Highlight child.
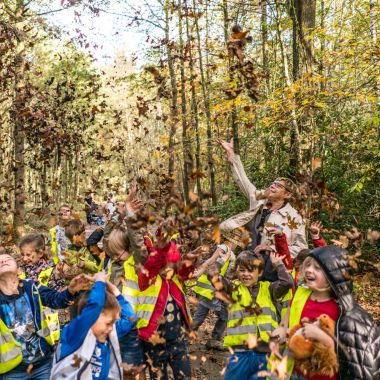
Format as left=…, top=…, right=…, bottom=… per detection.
left=137, top=240, right=200, bottom=380
left=19, top=234, right=53, bottom=282
left=106, top=225, right=147, bottom=379
left=271, top=246, right=380, bottom=380
left=63, top=219, right=100, bottom=277
left=222, top=250, right=293, bottom=380
left=0, top=253, right=88, bottom=378
left=191, top=241, right=236, bottom=350
left=48, top=204, right=72, bottom=264
left=50, top=271, right=136, bottom=379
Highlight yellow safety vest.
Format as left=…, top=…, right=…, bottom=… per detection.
left=224, top=281, right=278, bottom=347
left=136, top=275, right=191, bottom=329
left=37, top=267, right=54, bottom=286
left=49, top=226, right=59, bottom=264
left=278, top=289, right=293, bottom=320
left=0, top=319, right=22, bottom=374
left=107, top=257, right=140, bottom=312
left=193, top=257, right=231, bottom=300
left=0, top=283, right=61, bottom=374
left=286, top=285, right=313, bottom=375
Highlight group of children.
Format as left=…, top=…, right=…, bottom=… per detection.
left=0, top=196, right=379, bottom=380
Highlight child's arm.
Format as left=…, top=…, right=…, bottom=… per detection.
left=37, top=274, right=89, bottom=309
left=138, top=246, right=167, bottom=291
left=268, top=252, right=294, bottom=300
left=270, top=306, right=290, bottom=345
left=58, top=274, right=107, bottom=360
left=106, top=281, right=136, bottom=338
left=302, top=322, right=334, bottom=348
left=177, top=245, right=209, bottom=281
left=267, top=226, right=294, bottom=270
left=192, top=246, right=221, bottom=278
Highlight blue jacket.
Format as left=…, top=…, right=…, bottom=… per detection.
left=0, top=279, right=75, bottom=358
left=58, top=281, right=136, bottom=361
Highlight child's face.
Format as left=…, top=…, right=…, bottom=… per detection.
left=73, top=231, right=86, bottom=247
left=110, top=249, right=130, bottom=263
left=91, top=309, right=120, bottom=343
left=58, top=206, right=71, bottom=222
left=237, top=265, right=261, bottom=287
left=0, top=254, right=18, bottom=275
left=303, top=258, right=330, bottom=291
left=207, top=264, right=220, bottom=278
left=20, top=243, right=42, bottom=265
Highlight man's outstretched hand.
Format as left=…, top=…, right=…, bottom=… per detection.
left=219, top=138, right=235, bottom=158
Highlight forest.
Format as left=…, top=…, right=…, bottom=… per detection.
left=1, top=0, right=378, bottom=251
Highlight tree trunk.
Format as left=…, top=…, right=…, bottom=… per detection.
left=178, top=0, right=193, bottom=204
left=222, top=0, right=240, bottom=155
left=193, top=0, right=217, bottom=206
left=185, top=6, right=203, bottom=214
left=165, top=0, right=179, bottom=179
left=261, top=0, right=270, bottom=91
left=12, top=5, right=28, bottom=238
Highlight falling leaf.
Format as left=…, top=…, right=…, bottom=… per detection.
left=71, top=354, right=82, bottom=368
left=149, top=331, right=166, bottom=345
left=367, top=229, right=380, bottom=243
left=26, top=364, right=33, bottom=374
left=286, top=215, right=299, bottom=230
left=212, top=225, right=221, bottom=244
left=331, top=235, right=349, bottom=248
left=188, top=191, right=198, bottom=203
left=312, top=157, right=322, bottom=170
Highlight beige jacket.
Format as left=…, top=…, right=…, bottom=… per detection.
left=220, top=155, right=307, bottom=258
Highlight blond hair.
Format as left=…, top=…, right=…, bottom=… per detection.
left=106, top=225, right=130, bottom=258
left=301, top=256, right=332, bottom=292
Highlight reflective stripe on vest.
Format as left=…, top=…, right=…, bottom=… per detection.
left=136, top=276, right=162, bottom=329
left=136, top=274, right=191, bottom=329
left=121, top=257, right=140, bottom=310
left=34, top=286, right=60, bottom=346
left=0, top=320, right=22, bottom=374
left=193, top=257, right=231, bottom=300
left=49, top=227, right=59, bottom=264
left=278, top=289, right=293, bottom=320
left=224, top=281, right=278, bottom=347
left=286, top=286, right=312, bottom=375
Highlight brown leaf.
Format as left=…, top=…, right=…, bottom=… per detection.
left=312, top=157, right=322, bottom=170
left=212, top=225, right=221, bottom=244
left=286, top=215, right=299, bottom=230
left=149, top=331, right=166, bottom=345
left=26, top=364, right=33, bottom=374
left=71, top=354, right=82, bottom=368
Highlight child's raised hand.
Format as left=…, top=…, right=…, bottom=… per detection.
left=85, top=271, right=108, bottom=283
left=186, top=244, right=210, bottom=260
left=67, top=274, right=92, bottom=295
left=310, top=221, right=323, bottom=238
left=269, top=252, right=286, bottom=266
left=106, top=280, right=121, bottom=297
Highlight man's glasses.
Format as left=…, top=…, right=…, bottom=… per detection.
left=269, top=181, right=292, bottom=193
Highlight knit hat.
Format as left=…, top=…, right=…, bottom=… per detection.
left=221, top=226, right=251, bottom=248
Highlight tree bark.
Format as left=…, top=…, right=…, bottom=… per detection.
left=178, top=0, right=193, bottom=204
left=165, top=0, right=179, bottom=179
left=185, top=4, right=203, bottom=214
left=192, top=0, right=217, bottom=206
